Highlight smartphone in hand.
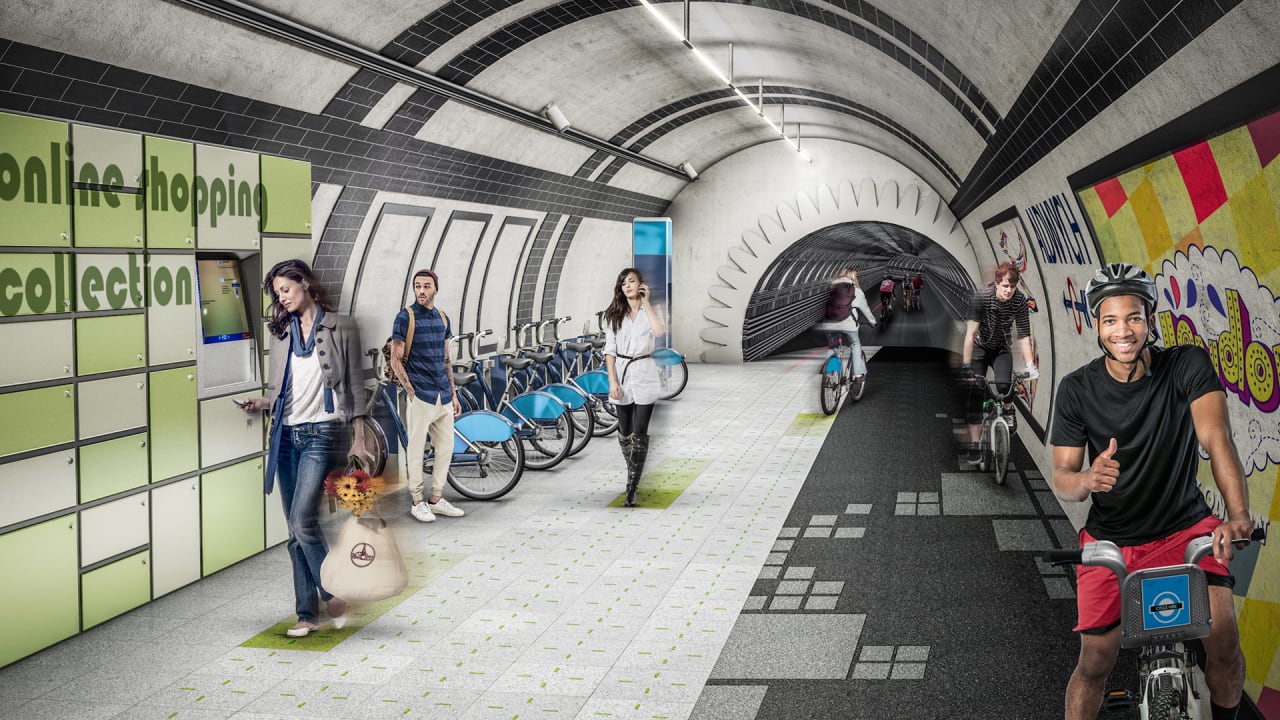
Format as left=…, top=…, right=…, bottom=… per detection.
left=233, top=398, right=250, bottom=409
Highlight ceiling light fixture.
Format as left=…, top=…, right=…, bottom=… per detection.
left=636, top=0, right=812, bottom=163
left=543, top=103, right=572, bottom=132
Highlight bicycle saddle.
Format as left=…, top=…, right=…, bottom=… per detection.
left=526, top=350, right=555, bottom=364
left=564, top=341, right=592, bottom=353
left=502, top=356, right=534, bottom=370
left=452, top=370, right=477, bottom=386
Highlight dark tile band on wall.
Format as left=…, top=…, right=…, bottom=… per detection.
left=517, top=214, right=563, bottom=325
left=374, top=0, right=996, bottom=142
left=948, top=0, right=1243, bottom=218
left=0, top=40, right=669, bottom=302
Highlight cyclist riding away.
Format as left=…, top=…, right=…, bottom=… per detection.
left=878, top=276, right=895, bottom=314
left=817, top=268, right=876, bottom=382
left=961, top=262, right=1037, bottom=465
left=1049, top=263, right=1254, bottom=720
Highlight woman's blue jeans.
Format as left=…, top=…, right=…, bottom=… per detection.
left=275, top=421, right=345, bottom=623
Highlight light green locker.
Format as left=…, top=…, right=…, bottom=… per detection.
left=79, top=432, right=149, bottom=502
left=258, top=155, right=312, bottom=234
left=149, top=367, right=199, bottom=482
left=81, top=551, right=150, bottom=629
left=0, top=514, right=79, bottom=666
left=194, top=144, right=259, bottom=251
left=146, top=253, right=198, bottom=364
left=77, top=373, right=148, bottom=439
left=201, top=458, right=265, bottom=575
left=0, top=318, right=74, bottom=384
left=0, top=384, right=74, bottom=458
left=0, top=252, right=74, bottom=317
left=0, top=112, right=71, bottom=248
left=76, top=313, right=146, bottom=375
left=144, top=137, right=196, bottom=249
left=150, top=479, right=200, bottom=596
left=73, top=189, right=144, bottom=248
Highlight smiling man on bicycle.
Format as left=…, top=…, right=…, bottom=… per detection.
left=1050, top=263, right=1255, bottom=720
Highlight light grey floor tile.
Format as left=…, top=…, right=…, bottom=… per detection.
left=941, top=473, right=1036, bottom=515
left=457, top=692, right=587, bottom=720
left=895, top=504, right=917, bottom=515
left=776, top=581, right=810, bottom=595
left=757, top=566, right=780, bottom=580
left=896, top=492, right=917, bottom=502
left=803, top=527, right=833, bottom=538
left=689, top=685, right=768, bottom=720
left=742, top=596, right=767, bottom=611
left=992, top=519, right=1054, bottom=551
left=778, top=527, right=800, bottom=538
left=709, top=614, right=864, bottom=679
left=812, top=581, right=845, bottom=595
left=895, top=646, right=930, bottom=661
left=845, top=504, right=873, bottom=514
left=768, top=596, right=802, bottom=610
left=859, top=645, right=893, bottom=661
left=891, top=662, right=927, bottom=679
left=783, top=566, right=815, bottom=580
left=804, top=596, right=837, bottom=610
left=851, top=662, right=891, bottom=680
left=1044, top=577, right=1076, bottom=599
left=810, top=515, right=837, bottom=526
left=834, top=527, right=866, bottom=538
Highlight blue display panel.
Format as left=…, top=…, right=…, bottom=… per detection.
left=632, top=217, right=671, bottom=347
left=1140, top=574, right=1191, bottom=631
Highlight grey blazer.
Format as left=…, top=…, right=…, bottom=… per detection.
left=265, top=311, right=368, bottom=422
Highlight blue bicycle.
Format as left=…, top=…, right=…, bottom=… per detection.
left=359, top=349, right=524, bottom=500
left=818, top=333, right=866, bottom=415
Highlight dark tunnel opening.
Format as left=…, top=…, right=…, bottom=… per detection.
left=741, top=221, right=977, bottom=361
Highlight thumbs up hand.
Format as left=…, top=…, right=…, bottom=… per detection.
left=1085, top=438, right=1120, bottom=493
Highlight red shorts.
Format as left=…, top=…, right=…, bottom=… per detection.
left=1073, top=515, right=1230, bottom=632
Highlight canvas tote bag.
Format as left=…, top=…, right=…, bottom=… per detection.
left=320, top=514, right=408, bottom=602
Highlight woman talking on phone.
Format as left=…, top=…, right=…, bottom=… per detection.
left=603, top=267, right=667, bottom=507
left=237, top=259, right=369, bottom=637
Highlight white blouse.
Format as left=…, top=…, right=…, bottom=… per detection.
left=604, top=307, right=662, bottom=405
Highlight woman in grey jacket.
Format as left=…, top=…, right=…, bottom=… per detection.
left=238, top=259, right=369, bottom=637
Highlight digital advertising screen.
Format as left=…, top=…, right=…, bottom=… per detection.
left=195, top=258, right=253, bottom=345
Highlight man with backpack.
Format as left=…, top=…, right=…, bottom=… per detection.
left=387, top=268, right=465, bottom=522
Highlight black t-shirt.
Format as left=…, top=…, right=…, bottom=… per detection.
left=1050, top=346, right=1221, bottom=545
left=966, top=285, right=1030, bottom=351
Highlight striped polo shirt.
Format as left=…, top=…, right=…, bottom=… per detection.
left=967, top=285, right=1030, bottom=351
left=391, top=303, right=453, bottom=403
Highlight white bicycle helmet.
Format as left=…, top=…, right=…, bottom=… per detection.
left=1084, top=263, right=1157, bottom=317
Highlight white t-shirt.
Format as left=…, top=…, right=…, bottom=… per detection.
left=283, top=352, right=342, bottom=425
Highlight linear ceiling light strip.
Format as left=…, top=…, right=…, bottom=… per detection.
left=174, top=0, right=687, bottom=179
left=637, top=0, right=811, bottom=162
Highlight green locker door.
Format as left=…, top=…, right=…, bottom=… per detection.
left=0, top=384, right=75, bottom=458
left=73, top=189, right=144, bottom=248
left=81, top=551, right=151, bottom=629
left=0, top=514, right=79, bottom=666
left=258, top=155, right=312, bottom=234
left=79, top=432, right=150, bottom=502
left=76, top=313, right=146, bottom=375
left=144, top=137, right=196, bottom=249
left=201, top=458, right=265, bottom=575
left=0, top=112, right=71, bottom=248
left=0, top=252, right=74, bottom=317
left=150, top=367, right=199, bottom=481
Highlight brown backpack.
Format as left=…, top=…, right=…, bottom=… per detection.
left=381, top=306, right=448, bottom=388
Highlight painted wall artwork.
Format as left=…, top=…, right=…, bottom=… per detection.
left=1077, top=107, right=1280, bottom=717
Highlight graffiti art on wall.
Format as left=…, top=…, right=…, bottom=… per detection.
left=1075, top=105, right=1280, bottom=716
left=1060, top=275, right=1092, bottom=334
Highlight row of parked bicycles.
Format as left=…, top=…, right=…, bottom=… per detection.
left=353, top=314, right=688, bottom=502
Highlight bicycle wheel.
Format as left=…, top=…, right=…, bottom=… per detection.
left=848, top=373, right=866, bottom=402
left=590, top=398, right=619, bottom=436
left=819, top=370, right=841, bottom=415
left=446, top=438, right=524, bottom=500
left=524, top=414, right=575, bottom=470
left=351, top=414, right=389, bottom=477
left=659, top=358, right=689, bottom=400
left=1146, top=685, right=1181, bottom=720
left=566, top=404, right=595, bottom=456
left=991, top=417, right=1011, bottom=484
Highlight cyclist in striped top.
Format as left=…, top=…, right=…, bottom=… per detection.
left=961, top=262, right=1038, bottom=465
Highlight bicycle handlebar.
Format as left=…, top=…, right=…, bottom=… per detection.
left=1046, top=527, right=1267, bottom=577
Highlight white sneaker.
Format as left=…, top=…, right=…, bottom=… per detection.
left=428, top=497, right=465, bottom=517
left=410, top=502, right=436, bottom=523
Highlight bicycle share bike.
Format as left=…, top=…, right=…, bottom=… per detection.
left=1048, top=528, right=1266, bottom=719
left=819, top=333, right=867, bottom=415
left=967, top=370, right=1029, bottom=485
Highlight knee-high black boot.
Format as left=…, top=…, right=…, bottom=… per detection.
left=626, top=434, right=649, bottom=507
left=618, top=433, right=635, bottom=502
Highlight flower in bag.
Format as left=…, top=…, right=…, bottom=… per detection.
left=324, top=464, right=387, bottom=516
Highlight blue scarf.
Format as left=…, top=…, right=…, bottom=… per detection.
left=265, top=308, right=334, bottom=494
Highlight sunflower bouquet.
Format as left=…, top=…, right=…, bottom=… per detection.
left=323, top=461, right=388, bottom=517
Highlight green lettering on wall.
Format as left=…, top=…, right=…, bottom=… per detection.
left=81, top=266, right=103, bottom=311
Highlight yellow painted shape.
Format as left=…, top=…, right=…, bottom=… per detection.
left=1147, top=153, right=1199, bottom=246
left=1209, top=126, right=1265, bottom=197
left=1128, top=179, right=1173, bottom=263
left=1230, top=172, right=1280, bottom=278
left=1240, top=597, right=1280, bottom=688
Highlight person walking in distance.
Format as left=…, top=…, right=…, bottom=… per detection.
left=387, top=269, right=465, bottom=523
left=1050, top=263, right=1253, bottom=720
left=238, top=259, right=368, bottom=637
left=603, top=268, right=667, bottom=507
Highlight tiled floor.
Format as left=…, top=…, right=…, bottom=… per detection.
left=0, top=350, right=845, bottom=720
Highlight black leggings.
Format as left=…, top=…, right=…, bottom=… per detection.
left=967, top=346, right=1013, bottom=425
left=616, top=403, right=655, bottom=436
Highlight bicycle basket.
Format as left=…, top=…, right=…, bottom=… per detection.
left=1119, top=564, right=1212, bottom=648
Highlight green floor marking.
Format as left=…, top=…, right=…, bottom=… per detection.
left=608, top=457, right=712, bottom=509
left=786, top=412, right=836, bottom=436
left=241, top=551, right=467, bottom=652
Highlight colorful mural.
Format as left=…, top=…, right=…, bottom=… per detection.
left=1076, top=106, right=1280, bottom=717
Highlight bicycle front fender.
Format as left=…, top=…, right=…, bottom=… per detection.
left=652, top=348, right=685, bottom=366
left=540, top=383, right=588, bottom=410
left=574, top=369, right=610, bottom=395
left=503, top=390, right=568, bottom=422
left=821, top=356, right=842, bottom=374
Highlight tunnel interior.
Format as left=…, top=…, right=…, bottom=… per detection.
left=741, top=221, right=976, bottom=361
